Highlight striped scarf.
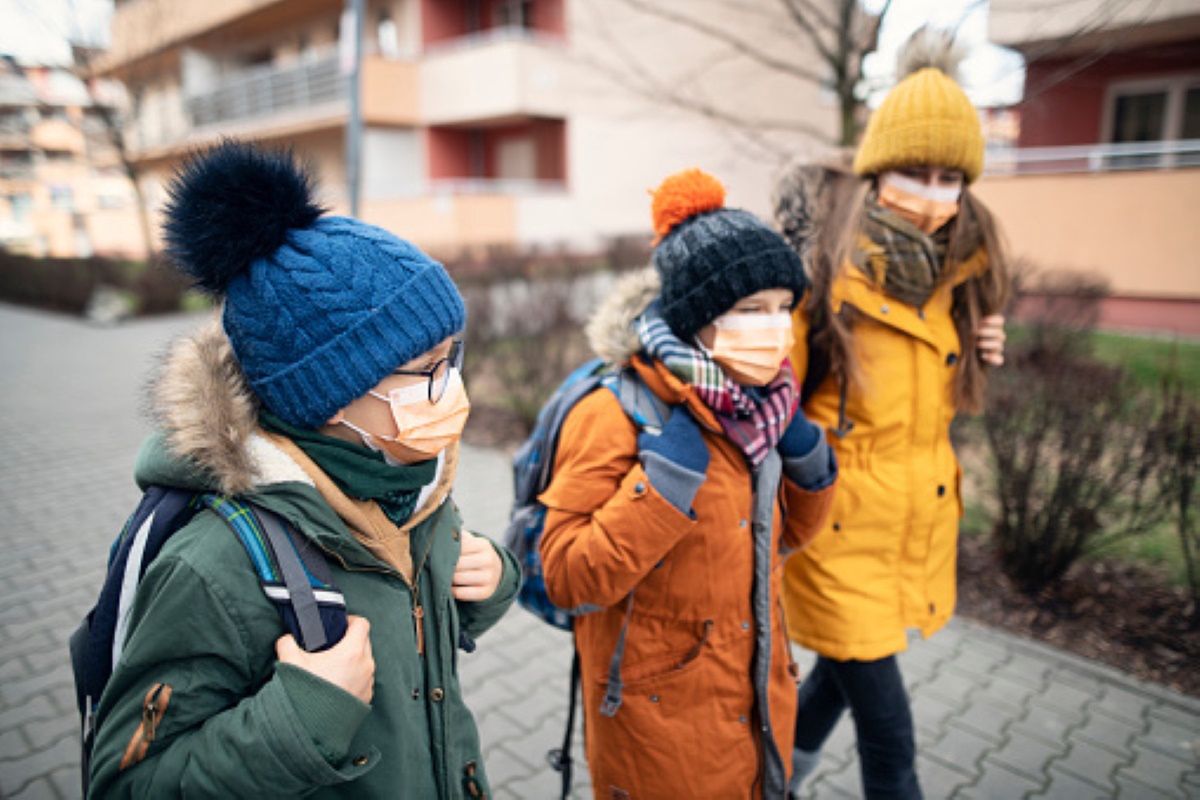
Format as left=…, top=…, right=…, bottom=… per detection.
left=635, top=303, right=798, bottom=467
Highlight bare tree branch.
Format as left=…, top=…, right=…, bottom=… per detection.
left=614, top=0, right=826, bottom=85
left=777, top=0, right=837, bottom=65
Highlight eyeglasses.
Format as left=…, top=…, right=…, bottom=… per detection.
left=392, top=339, right=464, bottom=404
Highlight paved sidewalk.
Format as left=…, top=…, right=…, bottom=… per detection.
left=0, top=303, right=1197, bottom=799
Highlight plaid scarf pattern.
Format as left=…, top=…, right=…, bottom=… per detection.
left=635, top=303, right=798, bottom=467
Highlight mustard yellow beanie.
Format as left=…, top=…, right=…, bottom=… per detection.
left=853, top=29, right=984, bottom=183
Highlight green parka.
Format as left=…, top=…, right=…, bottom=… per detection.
left=88, top=319, right=519, bottom=799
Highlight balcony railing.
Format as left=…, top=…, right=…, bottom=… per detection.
left=187, top=56, right=345, bottom=129
left=985, top=139, right=1200, bottom=175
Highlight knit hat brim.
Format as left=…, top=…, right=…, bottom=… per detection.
left=239, top=264, right=466, bottom=428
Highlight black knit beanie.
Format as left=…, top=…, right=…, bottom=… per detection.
left=651, top=169, right=808, bottom=341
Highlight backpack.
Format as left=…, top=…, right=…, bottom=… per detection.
left=503, top=356, right=668, bottom=799
left=69, top=486, right=348, bottom=797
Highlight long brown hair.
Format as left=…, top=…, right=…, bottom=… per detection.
left=800, top=166, right=1011, bottom=414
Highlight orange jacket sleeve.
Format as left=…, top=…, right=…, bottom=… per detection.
left=538, top=388, right=698, bottom=610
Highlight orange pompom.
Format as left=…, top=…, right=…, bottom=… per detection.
left=650, top=168, right=726, bottom=241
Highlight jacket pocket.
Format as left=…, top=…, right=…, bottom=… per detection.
left=119, top=682, right=172, bottom=771
left=618, top=619, right=713, bottom=688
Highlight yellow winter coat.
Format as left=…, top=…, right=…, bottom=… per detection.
left=782, top=248, right=986, bottom=662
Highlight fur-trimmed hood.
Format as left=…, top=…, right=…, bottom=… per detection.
left=585, top=266, right=661, bottom=366
left=770, top=153, right=854, bottom=268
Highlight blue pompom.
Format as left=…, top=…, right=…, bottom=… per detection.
left=162, top=140, right=324, bottom=294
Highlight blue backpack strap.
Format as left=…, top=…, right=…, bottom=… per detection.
left=199, top=495, right=347, bottom=653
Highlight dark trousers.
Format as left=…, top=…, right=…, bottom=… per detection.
left=793, top=654, right=922, bottom=800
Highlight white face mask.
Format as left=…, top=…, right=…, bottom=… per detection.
left=338, top=369, right=471, bottom=462
left=705, top=311, right=795, bottom=386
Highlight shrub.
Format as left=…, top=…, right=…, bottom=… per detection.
left=0, top=251, right=190, bottom=316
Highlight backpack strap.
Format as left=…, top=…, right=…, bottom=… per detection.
left=199, top=495, right=347, bottom=653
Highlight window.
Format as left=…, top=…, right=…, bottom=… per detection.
left=10, top=193, right=32, bottom=222
left=50, top=185, right=74, bottom=210
left=1104, top=74, right=1200, bottom=168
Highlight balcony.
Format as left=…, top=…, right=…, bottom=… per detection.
left=984, top=139, right=1200, bottom=175
left=419, top=32, right=566, bottom=126
left=187, top=56, right=345, bottom=129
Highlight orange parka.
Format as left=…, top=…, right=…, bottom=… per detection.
left=539, top=270, right=835, bottom=799
left=775, top=163, right=986, bottom=662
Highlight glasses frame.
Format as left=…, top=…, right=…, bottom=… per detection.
left=392, top=339, right=464, bottom=404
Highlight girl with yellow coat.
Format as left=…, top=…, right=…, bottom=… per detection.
left=773, top=31, right=1011, bottom=799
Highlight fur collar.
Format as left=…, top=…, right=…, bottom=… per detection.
left=771, top=156, right=849, bottom=268
left=585, top=266, right=661, bottom=365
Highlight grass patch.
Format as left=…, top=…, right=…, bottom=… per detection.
left=1090, top=331, right=1200, bottom=393
left=1089, top=521, right=1189, bottom=588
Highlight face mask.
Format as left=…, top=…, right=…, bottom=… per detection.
left=877, top=171, right=961, bottom=235
left=708, top=312, right=795, bottom=386
left=339, top=369, right=471, bottom=462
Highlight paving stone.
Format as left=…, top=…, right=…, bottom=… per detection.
left=929, top=722, right=995, bottom=775
left=0, top=728, right=32, bottom=761
left=991, top=655, right=1050, bottom=692
left=924, top=667, right=982, bottom=707
left=1038, top=676, right=1100, bottom=715
left=1113, top=773, right=1176, bottom=799
left=948, top=646, right=1003, bottom=680
left=1091, top=684, right=1151, bottom=726
left=912, top=691, right=962, bottom=737
left=808, top=758, right=861, bottom=799
left=21, top=715, right=75, bottom=752
left=918, top=753, right=975, bottom=796
left=1147, top=702, right=1200, bottom=731
left=1011, top=703, right=1085, bottom=744
left=1116, top=745, right=1193, bottom=796
left=0, top=695, right=58, bottom=732
left=1072, top=711, right=1142, bottom=755
left=822, top=715, right=857, bottom=767
left=7, top=775, right=57, bottom=800
left=47, top=766, right=77, bottom=800
left=987, top=732, right=1067, bottom=784
left=1051, top=738, right=1127, bottom=792
left=1029, top=766, right=1112, bottom=799
left=0, top=663, right=74, bottom=708
left=953, top=696, right=1022, bottom=742
left=1140, top=711, right=1200, bottom=762
left=0, top=735, right=76, bottom=798
left=958, top=759, right=1044, bottom=798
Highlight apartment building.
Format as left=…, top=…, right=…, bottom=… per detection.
left=0, top=57, right=144, bottom=258
left=979, top=0, right=1200, bottom=334
left=93, top=0, right=837, bottom=254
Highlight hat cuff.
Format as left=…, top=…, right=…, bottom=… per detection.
left=661, top=246, right=807, bottom=340
left=249, top=265, right=466, bottom=428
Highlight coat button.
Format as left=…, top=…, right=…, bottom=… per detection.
left=411, top=688, right=420, bottom=700
left=649, top=694, right=660, bottom=703
left=937, top=485, right=946, bottom=497
left=633, top=482, right=646, bottom=496
left=880, top=304, right=890, bottom=314
left=917, top=308, right=926, bottom=320
left=431, top=687, right=445, bottom=702
left=741, top=620, right=750, bottom=630
left=453, top=529, right=460, bottom=541
left=738, top=715, right=748, bottom=724
left=739, top=519, right=748, bottom=528
left=929, top=602, right=936, bottom=614
left=352, top=754, right=369, bottom=766
left=946, top=352, right=959, bottom=366
left=832, top=521, right=842, bottom=532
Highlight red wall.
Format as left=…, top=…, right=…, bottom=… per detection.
left=421, top=0, right=565, bottom=48
left=1018, top=39, right=1200, bottom=147
left=427, top=119, right=566, bottom=182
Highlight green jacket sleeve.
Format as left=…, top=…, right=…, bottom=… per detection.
left=88, top=554, right=376, bottom=799
left=454, top=538, right=520, bottom=639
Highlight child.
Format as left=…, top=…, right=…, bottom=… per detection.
left=539, top=169, right=837, bottom=798
left=773, top=30, right=1011, bottom=799
left=88, top=141, right=519, bottom=798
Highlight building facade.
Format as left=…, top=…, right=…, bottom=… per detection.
left=0, top=58, right=144, bottom=258
left=95, top=0, right=838, bottom=255
left=981, top=0, right=1200, bottom=335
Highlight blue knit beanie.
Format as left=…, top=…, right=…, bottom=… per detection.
left=162, top=140, right=465, bottom=429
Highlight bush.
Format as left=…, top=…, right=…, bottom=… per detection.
left=0, top=251, right=191, bottom=317
left=1158, top=379, right=1200, bottom=625
left=981, top=269, right=1180, bottom=595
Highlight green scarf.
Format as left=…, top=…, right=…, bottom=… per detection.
left=259, top=411, right=437, bottom=527
left=855, top=198, right=951, bottom=309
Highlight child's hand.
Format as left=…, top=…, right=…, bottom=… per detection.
left=276, top=615, right=375, bottom=704
left=453, top=530, right=503, bottom=602
left=976, top=314, right=1006, bottom=366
